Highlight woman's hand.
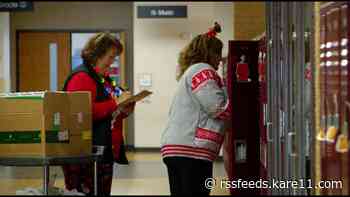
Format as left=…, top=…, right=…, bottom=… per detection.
left=116, top=91, right=132, bottom=104
left=111, top=101, right=135, bottom=129
left=221, top=56, right=228, bottom=66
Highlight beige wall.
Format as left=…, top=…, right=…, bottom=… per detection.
left=133, top=2, right=234, bottom=147
left=10, top=1, right=135, bottom=144
left=0, top=12, right=10, bottom=92
left=233, top=2, right=265, bottom=40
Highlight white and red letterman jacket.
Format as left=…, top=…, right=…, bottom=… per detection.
left=160, top=62, right=231, bottom=162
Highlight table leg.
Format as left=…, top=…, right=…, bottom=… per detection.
left=43, top=165, right=49, bottom=195
left=94, top=161, right=98, bottom=196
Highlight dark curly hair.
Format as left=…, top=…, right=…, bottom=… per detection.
left=81, top=32, right=123, bottom=66
left=177, top=22, right=223, bottom=81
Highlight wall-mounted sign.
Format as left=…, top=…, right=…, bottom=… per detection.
left=137, top=6, right=187, bottom=18
left=138, top=73, right=152, bottom=87
left=0, top=1, right=33, bottom=11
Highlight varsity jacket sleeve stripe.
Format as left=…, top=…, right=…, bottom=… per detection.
left=190, top=68, right=230, bottom=120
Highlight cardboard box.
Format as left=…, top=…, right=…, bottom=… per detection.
left=0, top=91, right=92, bottom=157
left=67, top=91, right=92, bottom=135
left=67, top=91, right=92, bottom=154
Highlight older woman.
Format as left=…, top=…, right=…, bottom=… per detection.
left=62, top=32, right=134, bottom=195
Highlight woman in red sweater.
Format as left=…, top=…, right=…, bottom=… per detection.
left=62, top=32, right=135, bottom=195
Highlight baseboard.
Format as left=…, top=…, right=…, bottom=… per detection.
left=125, top=145, right=135, bottom=151
left=125, top=145, right=160, bottom=152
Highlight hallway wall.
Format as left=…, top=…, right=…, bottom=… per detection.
left=0, top=12, right=10, bottom=92
left=133, top=2, right=234, bottom=147
left=3, top=2, right=234, bottom=148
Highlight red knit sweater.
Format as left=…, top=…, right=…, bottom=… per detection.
left=66, top=72, right=117, bottom=120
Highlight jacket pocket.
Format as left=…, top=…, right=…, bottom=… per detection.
left=193, top=127, right=224, bottom=154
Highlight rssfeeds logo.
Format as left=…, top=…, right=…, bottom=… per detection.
left=204, top=178, right=216, bottom=190
left=205, top=178, right=344, bottom=190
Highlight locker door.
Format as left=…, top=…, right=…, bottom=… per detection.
left=266, top=2, right=313, bottom=195
left=266, top=2, right=284, bottom=195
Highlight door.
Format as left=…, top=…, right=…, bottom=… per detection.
left=18, top=32, right=71, bottom=91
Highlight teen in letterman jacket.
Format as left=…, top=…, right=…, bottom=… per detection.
left=160, top=22, right=231, bottom=195
left=161, top=62, right=230, bottom=161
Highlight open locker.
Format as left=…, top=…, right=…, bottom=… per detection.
left=223, top=40, right=261, bottom=195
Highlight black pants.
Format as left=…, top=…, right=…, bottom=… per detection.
left=163, top=157, right=213, bottom=196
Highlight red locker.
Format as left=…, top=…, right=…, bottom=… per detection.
left=223, top=40, right=261, bottom=195
left=318, top=2, right=349, bottom=195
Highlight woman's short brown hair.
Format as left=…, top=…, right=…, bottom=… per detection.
left=81, top=32, right=123, bottom=66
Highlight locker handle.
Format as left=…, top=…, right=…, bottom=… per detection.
left=288, top=132, right=297, bottom=157
left=263, top=103, right=267, bottom=126
left=266, top=122, right=273, bottom=142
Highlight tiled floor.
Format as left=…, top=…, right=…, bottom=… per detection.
left=0, top=151, right=230, bottom=195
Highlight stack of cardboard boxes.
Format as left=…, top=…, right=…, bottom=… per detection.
left=0, top=91, right=92, bottom=157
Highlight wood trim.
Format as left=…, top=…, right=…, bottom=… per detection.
left=314, top=2, right=321, bottom=196
left=16, top=31, right=20, bottom=91
left=119, top=31, right=128, bottom=142
left=0, top=79, right=4, bottom=92
left=120, top=31, right=126, bottom=88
